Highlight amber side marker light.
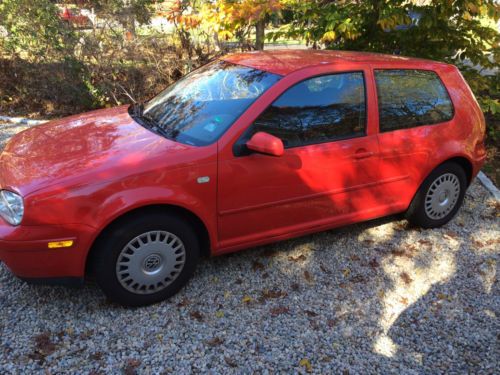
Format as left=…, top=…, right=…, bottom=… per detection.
left=48, top=240, right=74, bottom=249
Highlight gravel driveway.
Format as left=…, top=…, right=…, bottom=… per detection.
left=1, top=121, right=499, bottom=374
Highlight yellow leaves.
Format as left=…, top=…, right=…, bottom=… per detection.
left=462, top=11, right=473, bottom=21
left=322, top=30, right=337, bottom=42
left=378, top=13, right=411, bottom=31
left=215, top=310, right=225, bottom=318
left=342, top=268, right=351, bottom=278
left=299, top=358, right=312, bottom=372
left=242, top=295, right=253, bottom=303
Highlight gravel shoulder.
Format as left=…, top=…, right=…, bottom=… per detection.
left=0, top=121, right=499, bottom=374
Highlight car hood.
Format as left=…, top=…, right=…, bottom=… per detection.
left=0, top=106, right=198, bottom=196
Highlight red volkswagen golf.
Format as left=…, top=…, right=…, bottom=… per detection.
left=0, top=51, right=486, bottom=306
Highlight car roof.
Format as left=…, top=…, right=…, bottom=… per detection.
left=221, top=49, right=450, bottom=76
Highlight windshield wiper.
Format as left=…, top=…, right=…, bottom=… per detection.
left=129, top=102, right=175, bottom=140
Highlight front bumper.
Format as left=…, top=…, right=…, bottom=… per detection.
left=0, top=221, right=96, bottom=280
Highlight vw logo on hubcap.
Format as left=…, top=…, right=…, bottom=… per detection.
left=143, top=254, right=162, bottom=272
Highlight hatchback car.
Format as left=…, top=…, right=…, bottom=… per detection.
left=0, top=50, right=486, bottom=306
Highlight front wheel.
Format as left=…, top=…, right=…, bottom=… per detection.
left=93, top=212, right=199, bottom=307
left=406, top=162, right=467, bottom=228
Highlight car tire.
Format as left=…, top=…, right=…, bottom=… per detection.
left=93, top=212, right=199, bottom=307
left=406, top=162, right=467, bottom=229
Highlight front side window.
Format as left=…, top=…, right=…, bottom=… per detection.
left=253, top=72, right=366, bottom=148
left=375, top=69, right=454, bottom=132
left=136, top=61, right=281, bottom=146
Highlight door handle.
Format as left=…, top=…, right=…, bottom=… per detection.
left=352, top=151, right=374, bottom=160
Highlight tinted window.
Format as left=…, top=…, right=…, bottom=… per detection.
left=253, top=72, right=366, bottom=148
left=142, top=61, right=281, bottom=146
left=375, top=70, right=453, bottom=132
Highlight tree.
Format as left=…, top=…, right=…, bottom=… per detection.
left=0, top=0, right=75, bottom=60
left=86, top=0, right=155, bottom=38
left=164, top=0, right=282, bottom=51
left=275, top=0, right=499, bottom=68
left=214, top=0, right=282, bottom=50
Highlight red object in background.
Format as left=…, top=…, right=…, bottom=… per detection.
left=0, top=50, right=486, bottom=297
left=60, top=7, right=91, bottom=28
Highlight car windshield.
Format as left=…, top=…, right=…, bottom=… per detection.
left=136, top=61, right=281, bottom=146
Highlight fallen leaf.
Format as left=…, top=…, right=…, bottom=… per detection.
left=261, top=289, right=287, bottom=299
left=304, top=270, right=313, bottom=282
left=33, top=332, right=56, bottom=356
left=290, top=283, right=300, bottom=291
left=270, top=306, right=289, bottom=316
left=215, top=310, right=224, bottom=318
left=304, top=310, right=318, bottom=317
left=124, top=359, right=141, bottom=375
left=234, top=278, right=243, bottom=285
left=342, top=268, right=351, bottom=277
left=299, top=358, right=312, bottom=372
left=289, top=254, right=307, bottom=262
left=349, top=275, right=366, bottom=284
left=224, top=356, right=238, bottom=368
left=400, top=272, right=412, bottom=285
left=369, top=258, right=379, bottom=268
left=206, top=337, right=224, bottom=347
left=189, top=310, right=204, bottom=322
left=242, top=295, right=253, bottom=303
left=444, top=230, right=459, bottom=239
left=350, top=255, right=361, bottom=261
left=437, top=293, right=448, bottom=300
left=224, top=291, right=231, bottom=299
left=391, top=249, right=405, bottom=257
left=177, top=298, right=190, bottom=307
left=252, top=260, right=265, bottom=271
left=319, top=264, right=331, bottom=274
left=418, top=239, right=432, bottom=246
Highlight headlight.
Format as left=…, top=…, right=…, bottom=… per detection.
left=0, top=190, right=24, bottom=226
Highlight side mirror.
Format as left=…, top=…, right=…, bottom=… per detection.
left=246, top=132, right=284, bottom=157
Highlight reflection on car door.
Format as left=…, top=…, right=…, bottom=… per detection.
left=217, top=71, right=383, bottom=248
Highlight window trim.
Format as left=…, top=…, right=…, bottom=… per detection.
left=234, top=70, right=368, bottom=156
left=374, top=68, right=455, bottom=133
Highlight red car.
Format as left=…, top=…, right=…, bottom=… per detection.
left=0, top=51, right=486, bottom=306
left=60, top=7, right=92, bottom=29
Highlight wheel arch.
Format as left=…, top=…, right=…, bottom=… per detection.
left=85, top=204, right=212, bottom=276
left=442, top=156, right=473, bottom=186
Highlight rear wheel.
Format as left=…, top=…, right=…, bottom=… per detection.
left=406, top=162, right=467, bottom=228
left=93, top=212, right=199, bottom=307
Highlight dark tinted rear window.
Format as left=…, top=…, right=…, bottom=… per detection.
left=375, top=70, right=453, bottom=132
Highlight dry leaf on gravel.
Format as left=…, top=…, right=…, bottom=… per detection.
left=270, top=306, right=289, bottom=316
left=299, top=358, right=312, bottom=372
left=205, top=337, right=224, bottom=347
left=400, top=272, right=413, bottom=285
left=189, top=310, right=204, bottom=322
left=304, top=270, right=313, bottom=282
left=289, top=254, right=307, bottom=262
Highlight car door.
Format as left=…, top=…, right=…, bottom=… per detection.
left=217, top=70, right=381, bottom=250
left=373, top=68, right=455, bottom=208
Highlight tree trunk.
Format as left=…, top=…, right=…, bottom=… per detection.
left=255, top=19, right=265, bottom=50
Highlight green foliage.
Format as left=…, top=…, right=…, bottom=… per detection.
left=0, top=0, right=75, bottom=60
left=87, top=0, right=155, bottom=31
left=275, top=1, right=499, bottom=68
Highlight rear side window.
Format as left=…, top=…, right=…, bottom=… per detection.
left=253, top=72, right=366, bottom=148
left=375, top=70, right=453, bottom=132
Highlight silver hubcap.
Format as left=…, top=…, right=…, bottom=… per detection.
left=115, top=231, right=186, bottom=295
left=424, top=173, right=460, bottom=220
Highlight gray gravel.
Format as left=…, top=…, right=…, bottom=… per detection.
left=1, top=121, right=499, bottom=374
